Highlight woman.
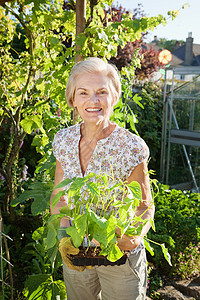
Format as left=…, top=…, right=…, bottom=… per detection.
left=50, top=57, right=154, bottom=300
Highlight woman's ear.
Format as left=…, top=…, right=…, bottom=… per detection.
left=72, top=97, right=76, bottom=108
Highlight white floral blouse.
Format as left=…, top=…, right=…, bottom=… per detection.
left=52, top=122, right=149, bottom=182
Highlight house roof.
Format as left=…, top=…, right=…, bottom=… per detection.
left=171, top=44, right=200, bottom=67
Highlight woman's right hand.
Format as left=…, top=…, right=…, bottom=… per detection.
left=91, top=238, right=100, bottom=246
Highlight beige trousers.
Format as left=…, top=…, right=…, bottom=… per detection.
left=63, top=248, right=147, bottom=300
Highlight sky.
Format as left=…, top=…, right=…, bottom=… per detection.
left=113, top=0, right=199, bottom=44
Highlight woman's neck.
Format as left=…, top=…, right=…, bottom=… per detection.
left=80, top=120, right=114, bottom=143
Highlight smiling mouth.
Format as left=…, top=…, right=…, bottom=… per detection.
left=85, top=108, right=102, bottom=112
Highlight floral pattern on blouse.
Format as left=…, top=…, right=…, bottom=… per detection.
left=52, top=122, right=149, bottom=183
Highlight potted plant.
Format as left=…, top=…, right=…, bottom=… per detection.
left=47, top=171, right=155, bottom=266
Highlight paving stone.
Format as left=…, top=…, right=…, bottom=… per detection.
left=157, top=285, right=194, bottom=300
left=173, top=278, right=200, bottom=300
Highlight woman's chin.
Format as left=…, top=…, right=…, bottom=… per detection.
left=82, top=115, right=108, bottom=124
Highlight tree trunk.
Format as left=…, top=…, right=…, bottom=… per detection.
left=73, top=0, right=86, bottom=124
left=3, top=130, right=26, bottom=215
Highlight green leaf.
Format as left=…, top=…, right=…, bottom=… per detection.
left=32, top=227, right=45, bottom=241
left=144, top=239, right=154, bottom=256
left=11, top=182, right=53, bottom=215
left=107, top=243, right=123, bottom=262
left=66, top=213, right=88, bottom=248
left=117, top=219, right=130, bottom=236
left=124, top=226, right=137, bottom=236
left=20, top=117, right=34, bottom=134
left=132, top=94, right=144, bottom=108
left=110, top=200, right=123, bottom=207
left=25, top=274, right=52, bottom=297
left=86, top=182, right=100, bottom=196
left=118, top=207, right=128, bottom=223
left=102, top=173, right=108, bottom=185
left=51, top=190, right=65, bottom=212
left=88, top=211, right=108, bottom=246
left=32, top=115, right=43, bottom=129
left=51, top=37, right=60, bottom=45
left=127, top=181, right=142, bottom=200
left=106, top=215, right=117, bottom=244
left=71, top=177, right=87, bottom=189
left=11, top=190, right=32, bottom=207
left=54, top=178, right=73, bottom=189
left=75, top=213, right=88, bottom=236
left=149, top=217, right=156, bottom=231
left=161, top=243, right=172, bottom=266
left=59, top=206, right=69, bottom=214
left=85, top=172, right=96, bottom=180
left=66, top=226, right=82, bottom=248
left=46, top=218, right=60, bottom=249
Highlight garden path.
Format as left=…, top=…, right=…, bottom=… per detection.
left=155, top=276, right=200, bottom=299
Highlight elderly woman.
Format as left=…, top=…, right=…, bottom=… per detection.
left=50, top=57, right=154, bottom=300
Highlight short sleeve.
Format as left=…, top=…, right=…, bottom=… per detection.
left=132, top=135, right=149, bottom=165
left=125, top=134, right=150, bottom=177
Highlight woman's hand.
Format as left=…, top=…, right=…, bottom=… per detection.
left=116, top=227, right=142, bottom=251
left=91, top=238, right=100, bottom=246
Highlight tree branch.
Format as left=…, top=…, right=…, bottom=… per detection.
left=2, top=3, right=35, bottom=56
left=0, top=104, right=16, bottom=127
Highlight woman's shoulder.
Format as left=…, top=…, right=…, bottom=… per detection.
left=115, top=125, right=147, bottom=145
left=114, top=125, right=149, bottom=159
left=53, top=124, right=80, bottom=141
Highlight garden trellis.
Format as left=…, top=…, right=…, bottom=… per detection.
left=0, top=209, right=13, bottom=298
left=160, top=66, right=200, bottom=192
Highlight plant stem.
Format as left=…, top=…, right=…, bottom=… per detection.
left=144, top=236, right=162, bottom=247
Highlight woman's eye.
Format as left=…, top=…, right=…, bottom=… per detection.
left=99, top=90, right=106, bottom=95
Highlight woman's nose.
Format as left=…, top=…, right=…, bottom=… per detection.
left=90, top=94, right=99, bottom=103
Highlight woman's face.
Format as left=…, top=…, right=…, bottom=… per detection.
left=73, top=72, right=115, bottom=125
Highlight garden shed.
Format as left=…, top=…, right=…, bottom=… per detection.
left=160, top=66, right=200, bottom=193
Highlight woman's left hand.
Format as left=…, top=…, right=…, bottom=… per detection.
left=116, top=227, right=143, bottom=251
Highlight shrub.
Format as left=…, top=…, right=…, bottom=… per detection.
left=172, top=241, right=200, bottom=279
left=128, top=82, right=163, bottom=175
left=147, top=183, right=200, bottom=279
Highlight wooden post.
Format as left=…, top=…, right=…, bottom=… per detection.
left=73, top=0, right=86, bottom=123
left=75, top=0, right=86, bottom=63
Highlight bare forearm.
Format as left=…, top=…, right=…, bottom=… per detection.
left=135, top=204, right=155, bottom=237
left=50, top=191, right=70, bottom=227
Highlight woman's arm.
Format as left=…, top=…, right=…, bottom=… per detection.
left=50, top=159, right=70, bottom=227
left=117, top=161, right=155, bottom=251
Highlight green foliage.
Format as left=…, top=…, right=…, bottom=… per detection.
left=11, top=181, right=54, bottom=215
left=0, top=0, right=73, bottom=212
left=128, top=82, right=163, bottom=174
left=48, top=172, right=172, bottom=264
left=157, top=38, right=185, bottom=53
left=24, top=275, right=67, bottom=300
left=23, top=220, right=66, bottom=299
left=147, top=183, right=200, bottom=278
left=49, top=172, right=146, bottom=261
left=172, top=241, right=200, bottom=279
left=147, top=265, right=163, bottom=299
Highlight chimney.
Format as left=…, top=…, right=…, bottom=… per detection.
left=184, top=32, right=193, bottom=65
left=153, top=35, right=158, bottom=45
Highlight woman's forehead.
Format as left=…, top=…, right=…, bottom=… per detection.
left=75, top=72, right=110, bottom=88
